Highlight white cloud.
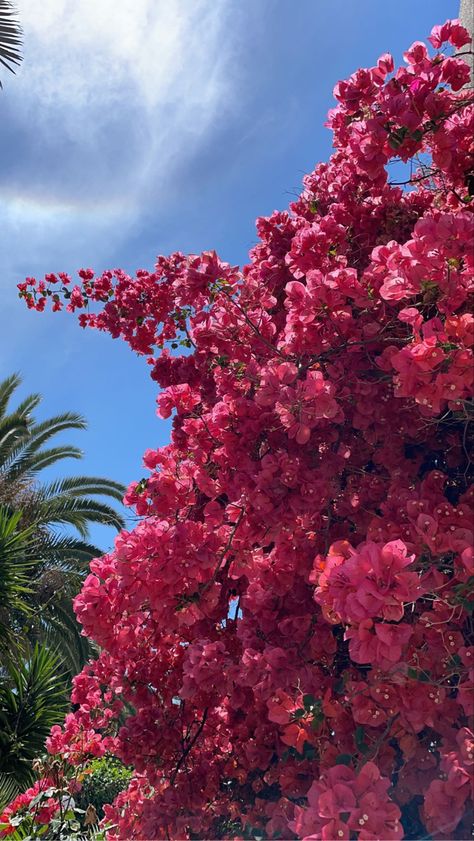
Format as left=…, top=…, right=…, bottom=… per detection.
left=0, top=0, right=243, bottom=293
left=17, top=0, right=231, bottom=130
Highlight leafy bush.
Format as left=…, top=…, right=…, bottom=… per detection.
left=77, top=758, right=132, bottom=820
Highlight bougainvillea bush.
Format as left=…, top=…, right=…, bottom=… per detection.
left=12, top=17, right=474, bottom=841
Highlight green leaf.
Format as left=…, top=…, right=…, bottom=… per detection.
left=310, top=713, right=323, bottom=732
left=355, top=725, right=369, bottom=754
left=0, top=645, right=68, bottom=801
left=407, top=667, right=430, bottom=682
left=301, top=742, right=316, bottom=761
left=335, top=753, right=352, bottom=766
left=388, top=127, right=409, bottom=149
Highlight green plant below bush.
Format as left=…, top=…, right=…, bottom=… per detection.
left=77, top=757, right=132, bottom=820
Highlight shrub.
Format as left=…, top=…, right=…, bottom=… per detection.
left=77, top=758, right=132, bottom=820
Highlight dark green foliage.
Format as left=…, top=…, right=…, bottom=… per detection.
left=0, top=374, right=127, bottom=804
left=0, top=646, right=68, bottom=805
left=0, top=373, right=126, bottom=673
left=0, top=508, right=35, bottom=654
left=77, top=758, right=132, bottom=819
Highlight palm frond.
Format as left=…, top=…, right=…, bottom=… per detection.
left=0, top=645, right=68, bottom=804
left=0, top=373, right=21, bottom=419
left=35, top=494, right=125, bottom=534
left=40, top=475, right=126, bottom=503
left=0, top=375, right=125, bottom=686
left=3, top=444, right=84, bottom=483
left=19, top=412, right=87, bottom=443
left=0, top=507, right=35, bottom=650
left=13, top=392, right=42, bottom=421
left=0, top=1, right=22, bottom=85
left=0, top=773, right=20, bottom=813
left=40, top=600, right=95, bottom=673
left=1, top=411, right=86, bottom=481
left=32, top=533, right=101, bottom=567
left=0, top=413, right=29, bottom=467
left=0, top=412, right=28, bottom=446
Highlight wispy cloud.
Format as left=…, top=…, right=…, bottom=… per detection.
left=1, top=0, right=244, bottom=286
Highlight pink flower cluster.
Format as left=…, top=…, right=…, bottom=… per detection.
left=256, top=364, right=341, bottom=444
left=290, top=762, right=403, bottom=840
left=0, top=780, right=59, bottom=837
left=422, top=727, right=474, bottom=838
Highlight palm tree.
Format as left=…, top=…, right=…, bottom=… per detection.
left=0, top=508, right=86, bottom=807
left=0, top=373, right=126, bottom=671
left=0, top=375, right=126, bottom=805
left=0, top=645, right=68, bottom=805
left=0, top=499, right=98, bottom=677
left=0, top=1, right=22, bottom=88
left=0, top=507, right=36, bottom=656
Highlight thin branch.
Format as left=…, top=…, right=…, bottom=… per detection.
left=219, top=288, right=288, bottom=361
left=170, top=708, right=208, bottom=785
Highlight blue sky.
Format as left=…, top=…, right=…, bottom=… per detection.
left=1, top=0, right=459, bottom=549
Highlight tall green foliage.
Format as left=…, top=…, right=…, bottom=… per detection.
left=0, top=374, right=126, bottom=803
left=0, top=374, right=125, bottom=669
left=0, top=646, right=68, bottom=805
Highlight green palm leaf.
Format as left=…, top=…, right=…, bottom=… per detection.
left=0, top=373, right=125, bottom=672
left=39, top=600, right=97, bottom=675
left=0, top=373, right=21, bottom=417
left=40, top=475, right=126, bottom=502
left=0, top=1, right=22, bottom=86
left=3, top=413, right=86, bottom=484
left=0, top=507, right=35, bottom=651
left=31, top=533, right=101, bottom=568
left=0, top=646, right=68, bottom=805
left=0, top=374, right=126, bottom=796
left=34, top=494, right=125, bottom=536
left=0, top=413, right=29, bottom=466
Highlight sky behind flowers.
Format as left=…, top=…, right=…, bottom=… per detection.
left=1, top=0, right=458, bottom=546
